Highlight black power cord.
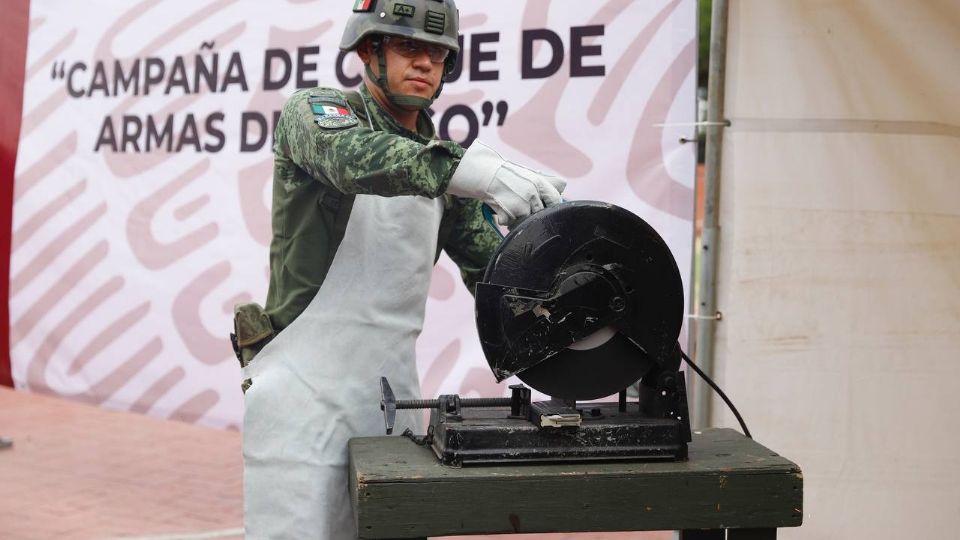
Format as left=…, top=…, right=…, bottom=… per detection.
left=679, top=346, right=752, bottom=439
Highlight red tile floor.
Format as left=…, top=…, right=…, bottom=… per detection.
left=0, top=387, right=243, bottom=540
left=0, top=387, right=670, bottom=540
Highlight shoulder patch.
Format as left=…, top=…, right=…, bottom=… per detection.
left=309, top=90, right=359, bottom=130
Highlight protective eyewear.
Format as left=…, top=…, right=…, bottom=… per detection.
left=383, top=36, right=450, bottom=64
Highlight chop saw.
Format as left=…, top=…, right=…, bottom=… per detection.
left=380, top=201, right=692, bottom=466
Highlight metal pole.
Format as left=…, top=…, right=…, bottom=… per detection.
left=691, top=0, right=730, bottom=429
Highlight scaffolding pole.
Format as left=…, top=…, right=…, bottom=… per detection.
left=692, top=0, right=730, bottom=429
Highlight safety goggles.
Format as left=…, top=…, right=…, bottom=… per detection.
left=383, top=36, right=450, bottom=64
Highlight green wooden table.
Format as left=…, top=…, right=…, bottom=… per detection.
left=349, top=428, right=802, bottom=539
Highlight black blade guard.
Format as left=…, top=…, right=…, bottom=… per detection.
left=475, top=201, right=684, bottom=400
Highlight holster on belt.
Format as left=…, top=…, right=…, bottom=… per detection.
left=231, top=303, right=275, bottom=392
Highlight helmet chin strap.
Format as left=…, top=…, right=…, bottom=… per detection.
left=367, top=39, right=439, bottom=111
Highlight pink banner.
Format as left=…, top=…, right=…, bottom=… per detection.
left=11, top=0, right=697, bottom=427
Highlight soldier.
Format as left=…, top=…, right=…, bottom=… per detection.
left=237, top=0, right=565, bottom=537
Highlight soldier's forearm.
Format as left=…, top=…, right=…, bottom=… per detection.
left=324, top=134, right=462, bottom=198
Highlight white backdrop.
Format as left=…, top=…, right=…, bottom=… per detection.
left=715, top=1, right=960, bottom=538
left=11, top=0, right=697, bottom=428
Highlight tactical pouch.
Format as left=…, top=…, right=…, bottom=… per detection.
left=231, top=302, right=275, bottom=392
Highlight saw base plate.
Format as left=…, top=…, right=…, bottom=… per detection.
left=427, top=403, right=689, bottom=467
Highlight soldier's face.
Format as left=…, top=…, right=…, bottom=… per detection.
left=360, top=37, right=444, bottom=105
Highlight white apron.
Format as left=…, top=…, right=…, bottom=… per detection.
left=243, top=193, right=444, bottom=540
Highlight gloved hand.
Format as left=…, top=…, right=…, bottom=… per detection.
left=447, top=140, right=566, bottom=226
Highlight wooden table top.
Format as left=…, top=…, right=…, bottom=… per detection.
left=349, top=428, right=803, bottom=538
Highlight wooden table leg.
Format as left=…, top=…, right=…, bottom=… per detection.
left=679, top=530, right=724, bottom=540
left=728, top=528, right=777, bottom=539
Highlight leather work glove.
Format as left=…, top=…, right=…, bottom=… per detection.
left=447, top=140, right=566, bottom=226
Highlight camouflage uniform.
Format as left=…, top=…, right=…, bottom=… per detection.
left=264, top=83, right=500, bottom=334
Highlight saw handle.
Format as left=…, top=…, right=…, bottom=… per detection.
left=379, top=377, right=397, bottom=435
left=481, top=204, right=505, bottom=239
left=482, top=199, right=567, bottom=239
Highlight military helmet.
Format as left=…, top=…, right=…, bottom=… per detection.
left=340, top=0, right=460, bottom=110
left=340, top=0, right=460, bottom=55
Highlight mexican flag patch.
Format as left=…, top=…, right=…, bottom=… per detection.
left=353, top=0, right=374, bottom=12
left=311, top=101, right=359, bottom=130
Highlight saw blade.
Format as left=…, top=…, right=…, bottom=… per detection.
left=517, top=332, right=655, bottom=400
left=567, top=325, right=617, bottom=351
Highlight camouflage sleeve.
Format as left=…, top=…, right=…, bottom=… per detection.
left=443, top=197, right=502, bottom=296
left=274, top=89, right=464, bottom=198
